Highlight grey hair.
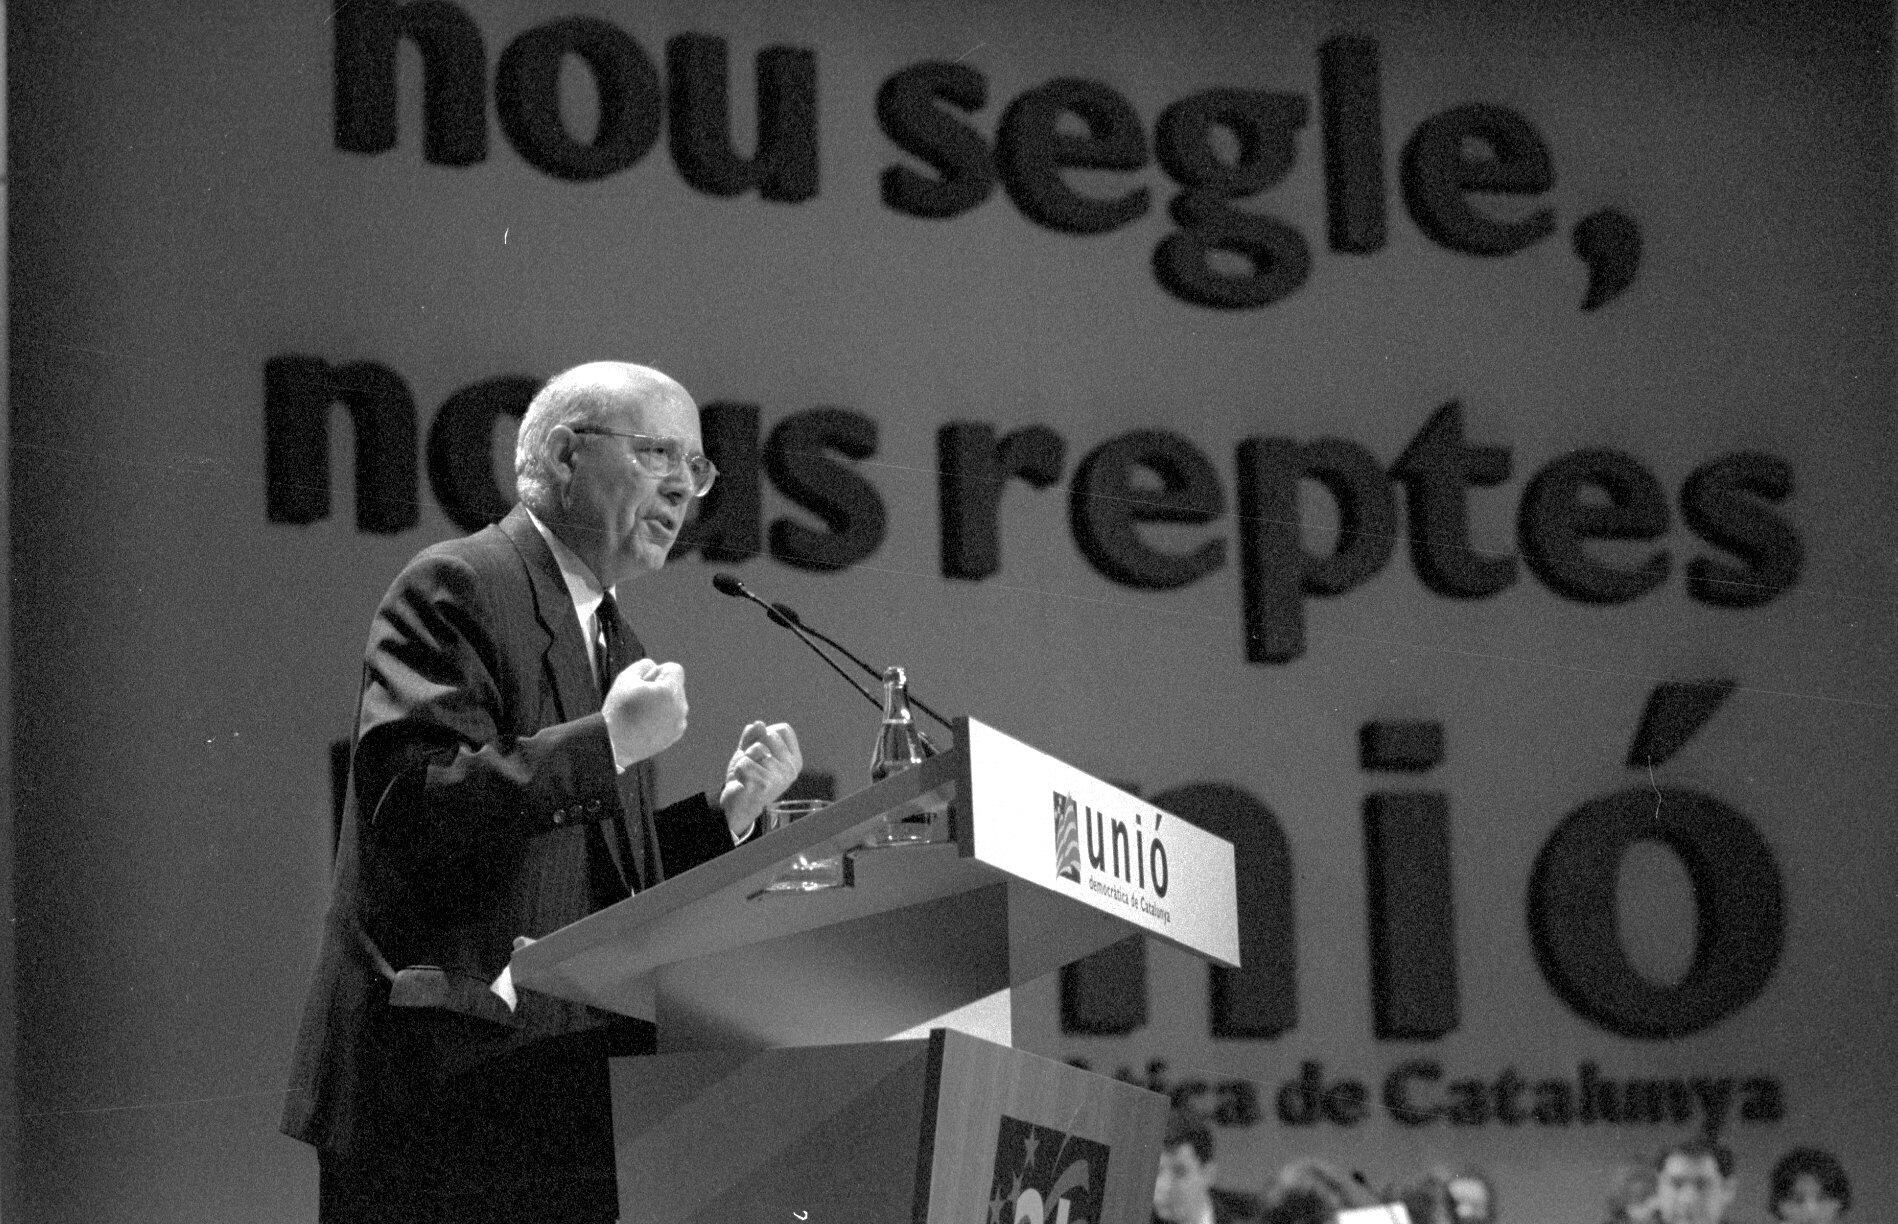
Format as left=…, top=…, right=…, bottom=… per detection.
left=514, top=361, right=691, bottom=514
left=514, top=373, right=607, bottom=515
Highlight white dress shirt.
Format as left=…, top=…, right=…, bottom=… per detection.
left=525, top=508, right=642, bottom=771
left=492, top=510, right=749, bottom=1012
left=523, top=508, right=754, bottom=839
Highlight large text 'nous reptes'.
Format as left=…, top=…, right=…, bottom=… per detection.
left=264, top=359, right=1800, bottom=667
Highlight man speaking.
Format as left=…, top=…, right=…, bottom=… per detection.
left=282, top=362, right=802, bottom=1222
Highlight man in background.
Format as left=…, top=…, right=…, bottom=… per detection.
left=1443, top=1166, right=1499, bottom=1224
left=1154, top=1107, right=1266, bottom=1224
left=1656, top=1138, right=1740, bottom=1224
left=282, top=361, right=802, bottom=1223
left=1602, top=1161, right=1662, bottom=1224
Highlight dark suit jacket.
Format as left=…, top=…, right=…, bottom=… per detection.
left=282, top=506, right=734, bottom=1157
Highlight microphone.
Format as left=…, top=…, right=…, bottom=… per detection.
left=712, top=574, right=946, bottom=752
left=769, top=601, right=955, bottom=736
left=711, top=574, right=882, bottom=716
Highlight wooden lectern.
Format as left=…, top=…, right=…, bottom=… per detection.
left=512, top=717, right=1240, bottom=1223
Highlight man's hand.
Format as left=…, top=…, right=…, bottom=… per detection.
left=602, top=658, right=688, bottom=768
left=718, top=720, right=802, bottom=838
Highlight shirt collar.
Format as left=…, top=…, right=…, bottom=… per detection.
left=524, top=507, right=611, bottom=630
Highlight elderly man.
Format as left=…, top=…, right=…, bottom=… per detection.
left=282, top=362, right=801, bottom=1223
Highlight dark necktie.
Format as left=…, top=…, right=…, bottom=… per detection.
left=593, top=592, right=637, bottom=895
left=595, top=592, right=627, bottom=701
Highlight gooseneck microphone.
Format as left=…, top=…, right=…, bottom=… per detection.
left=711, top=574, right=883, bottom=715
left=768, top=601, right=955, bottom=736
left=712, top=574, right=947, bottom=752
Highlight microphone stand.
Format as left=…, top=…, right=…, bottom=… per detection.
left=768, top=602, right=955, bottom=737
left=712, top=574, right=943, bottom=755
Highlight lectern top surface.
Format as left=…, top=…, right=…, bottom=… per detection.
left=510, top=717, right=1240, bottom=1017
left=511, top=748, right=968, bottom=1011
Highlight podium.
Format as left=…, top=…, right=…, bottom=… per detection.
left=512, top=717, right=1240, bottom=1223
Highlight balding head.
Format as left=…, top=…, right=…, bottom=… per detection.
left=513, top=361, right=704, bottom=587
left=515, top=362, right=696, bottom=515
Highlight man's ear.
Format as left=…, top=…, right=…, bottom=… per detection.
left=545, top=426, right=581, bottom=495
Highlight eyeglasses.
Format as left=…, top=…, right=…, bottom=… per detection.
left=572, top=428, right=718, bottom=497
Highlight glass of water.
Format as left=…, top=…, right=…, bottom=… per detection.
left=757, top=798, right=845, bottom=892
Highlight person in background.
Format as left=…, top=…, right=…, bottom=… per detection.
left=1389, top=1170, right=1455, bottom=1224
left=1656, top=1138, right=1740, bottom=1224
left=1604, top=1163, right=1663, bottom=1224
left=1273, top=1157, right=1376, bottom=1222
left=1153, top=1107, right=1266, bottom=1224
left=1262, top=1187, right=1334, bottom=1224
left=1769, top=1148, right=1851, bottom=1224
left=1434, top=1165, right=1497, bottom=1224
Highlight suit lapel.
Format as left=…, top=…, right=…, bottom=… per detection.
left=498, top=506, right=596, bottom=725
left=612, top=603, right=647, bottom=667
left=499, top=506, right=662, bottom=891
left=601, top=592, right=666, bottom=890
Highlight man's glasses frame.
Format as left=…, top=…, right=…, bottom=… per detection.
left=572, top=427, right=717, bottom=497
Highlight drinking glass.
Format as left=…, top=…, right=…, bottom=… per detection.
left=757, top=798, right=845, bottom=892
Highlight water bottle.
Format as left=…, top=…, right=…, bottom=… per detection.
left=870, top=666, right=927, bottom=782
left=866, top=666, right=940, bottom=844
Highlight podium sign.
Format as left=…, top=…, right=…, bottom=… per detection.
left=510, top=716, right=1240, bottom=1039
left=960, top=719, right=1240, bottom=967
left=507, top=715, right=1238, bottom=1222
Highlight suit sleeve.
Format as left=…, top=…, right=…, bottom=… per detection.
left=654, top=791, right=738, bottom=878
left=350, top=550, right=620, bottom=872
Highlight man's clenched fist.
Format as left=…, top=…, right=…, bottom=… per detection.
left=603, top=657, right=688, bottom=768
left=718, top=720, right=803, bottom=837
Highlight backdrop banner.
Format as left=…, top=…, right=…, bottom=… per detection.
left=10, top=2, right=1893, bottom=1221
